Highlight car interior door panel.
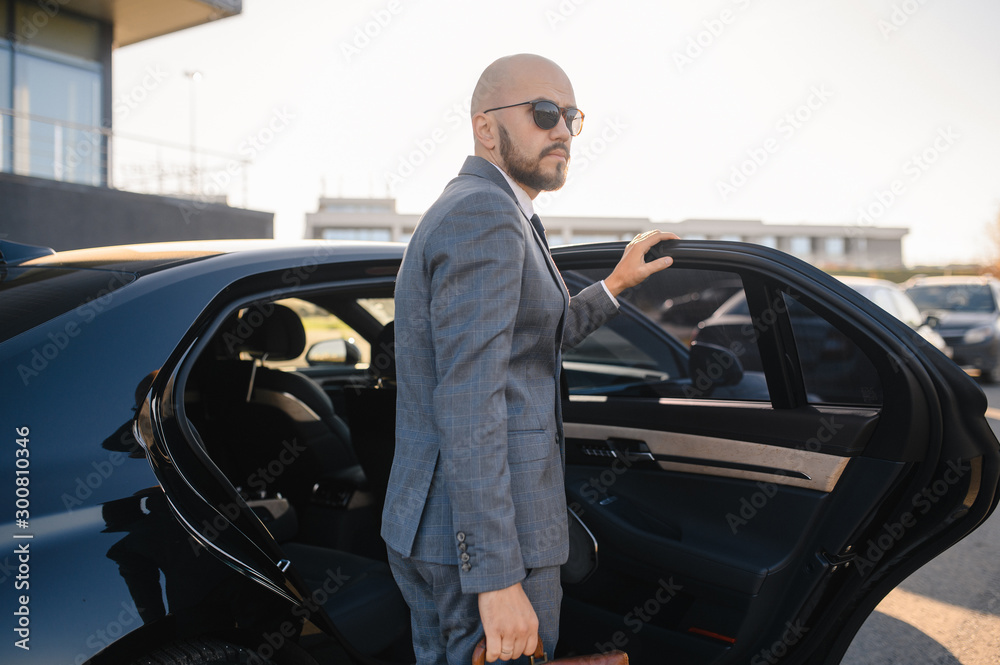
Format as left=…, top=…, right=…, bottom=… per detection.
left=551, top=248, right=978, bottom=663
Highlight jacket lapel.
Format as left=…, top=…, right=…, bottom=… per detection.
left=457, top=157, right=570, bottom=307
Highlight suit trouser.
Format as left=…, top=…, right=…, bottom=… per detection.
left=387, top=547, right=561, bottom=665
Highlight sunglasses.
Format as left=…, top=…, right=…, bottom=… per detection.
left=483, top=99, right=585, bottom=136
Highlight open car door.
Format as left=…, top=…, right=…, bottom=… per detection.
left=553, top=240, right=1000, bottom=665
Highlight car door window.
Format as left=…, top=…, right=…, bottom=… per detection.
left=259, top=297, right=370, bottom=369
left=562, top=267, right=769, bottom=401
left=783, top=293, right=883, bottom=405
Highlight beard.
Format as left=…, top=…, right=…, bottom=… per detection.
left=498, top=124, right=569, bottom=192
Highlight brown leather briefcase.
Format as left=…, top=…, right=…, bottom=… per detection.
left=472, top=637, right=628, bottom=665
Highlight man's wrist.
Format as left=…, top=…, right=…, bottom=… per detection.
left=601, top=277, right=623, bottom=303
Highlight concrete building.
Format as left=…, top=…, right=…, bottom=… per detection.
left=0, top=0, right=273, bottom=250
left=669, top=218, right=907, bottom=270
left=304, top=197, right=908, bottom=270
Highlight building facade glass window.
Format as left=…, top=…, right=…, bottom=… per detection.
left=570, top=233, right=619, bottom=244
left=824, top=237, right=845, bottom=257
left=4, top=2, right=105, bottom=186
left=789, top=236, right=812, bottom=258
left=1, top=0, right=9, bottom=174
left=321, top=228, right=392, bottom=242
left=14, top=52, right=102, bottom=183
left=0, top=43, right=10, bottom=175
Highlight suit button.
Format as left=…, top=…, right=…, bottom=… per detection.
left=459, top=543, right=467, bottom=553
left=456, top=532, right=466, bottom=543
left=462, top=563, right=472, bottom=572
left=460, top=552, right=470, bottom=562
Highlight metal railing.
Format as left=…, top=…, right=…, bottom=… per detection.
left=0, top=107, right=250, bottom=207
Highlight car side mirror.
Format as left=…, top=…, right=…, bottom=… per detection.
left=688, top=342, right=744, bottom=395
left=306, top=339, right=362, bottom=366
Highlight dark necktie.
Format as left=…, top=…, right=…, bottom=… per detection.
left=529, top=213, right=549, bottom=252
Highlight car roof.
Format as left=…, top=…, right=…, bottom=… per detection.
left=906, top=274, right=997, bottom=287
left=20, top=239, right=406, bottom=274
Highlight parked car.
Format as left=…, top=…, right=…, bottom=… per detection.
left=1, top=238, right=997, bottom=665
left=657, top=278, right=744, bottom=342
left=693, top=275, right=953, bottom=402
left=835, top=276, right=951, bottom=359
left=905, top=275, right=1000, bottom=382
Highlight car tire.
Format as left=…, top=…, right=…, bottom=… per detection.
left=131, top=638, right=279, bottom=665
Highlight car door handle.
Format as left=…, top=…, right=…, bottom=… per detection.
left=576, top=438, right=655, bottom=462
left=621, top=451, right=656, bottom=462
left=606, top=437, right=656, bottom=463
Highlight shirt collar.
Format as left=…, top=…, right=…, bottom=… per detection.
left=489, top=161, right=535, bottom=220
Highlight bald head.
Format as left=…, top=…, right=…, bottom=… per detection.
left=471, top=54, right=573, bottom=117
left=470, top=54, right=577, bottom=198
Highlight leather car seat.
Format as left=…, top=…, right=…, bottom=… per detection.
left=343, top=321, right=396, bottom=503
left=188, top=304, right=364, bottom=507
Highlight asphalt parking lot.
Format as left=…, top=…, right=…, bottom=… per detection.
left=841, top=381, right=1000, bottom=665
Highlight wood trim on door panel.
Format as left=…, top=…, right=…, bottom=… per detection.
left=564, top=422, right=849, bottom=492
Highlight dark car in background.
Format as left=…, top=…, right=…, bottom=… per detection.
left=836, top=276, right=951, bottom=359
left=1, top=238, right=998, bottom=665
left=693, top=275, right=952, bottom=403
left=905, top=275, right=1000, bottom=381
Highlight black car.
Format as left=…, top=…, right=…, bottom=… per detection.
left=693, top=276, right=953, bottom=403
left=905, top=275, right=1000, bottom=382
left=1, top=238, right=997, bottom=665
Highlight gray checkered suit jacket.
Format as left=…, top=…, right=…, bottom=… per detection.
left=382, top=156, right=619, bottom=595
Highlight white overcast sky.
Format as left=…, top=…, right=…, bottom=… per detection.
left=111, top=0, right=1000, bottom=267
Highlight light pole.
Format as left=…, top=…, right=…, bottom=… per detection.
left=184, top=70, right=202, bottom=195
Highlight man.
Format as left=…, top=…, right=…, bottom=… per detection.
left=382, top=53, right=675, bottom=664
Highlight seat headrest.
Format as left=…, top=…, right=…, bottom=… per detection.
left=370, top=321, right=395, bottom=383
left=234, top=303, right=306, bottom=361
